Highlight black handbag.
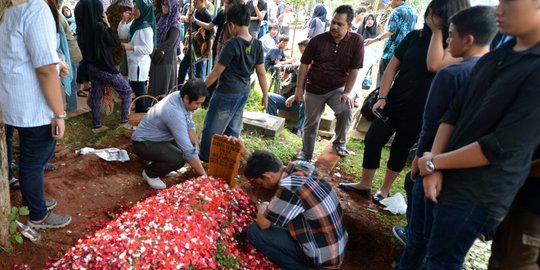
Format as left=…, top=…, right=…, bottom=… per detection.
left=360, top=87, right=379, bottom=122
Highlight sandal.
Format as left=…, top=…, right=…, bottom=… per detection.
left=334, top=145, right=350, bottom=157
left=77, top=89, right=89, bottom=97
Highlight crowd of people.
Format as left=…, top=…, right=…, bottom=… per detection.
left=1, top=0, right=540, bottom=269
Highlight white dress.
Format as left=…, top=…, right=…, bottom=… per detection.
left=118, top=21, right=154, bottom=82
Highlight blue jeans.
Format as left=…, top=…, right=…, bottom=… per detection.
left=199, top=91, right=249, bottom=162
left=266, top=93, right=305, bottom=131
left=9, top=124, right=56, bottom=221
left=5, top=125, right=14, bottom=181
left=396, top=174, right=435, bottom=270
left=425, top=201, right=502, bottom=270
left=247, top=223, right=310, bottom=270
left=65, top=61, right=79, bottom=112
left=177, top=50, right=207, bottom=84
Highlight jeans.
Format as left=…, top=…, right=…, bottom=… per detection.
left=396, top=175, right=435, bottom=270
left=65, top=61, right=79, bottom=112
left=130, top=80, right=148, bottom=113
left=425, top=201, right=502, bottom=270
left=247, top=223, right=310, bottom=270
left=5, top=125, right=14, bottom=181
left=199, top=91, right=250, bottom=162
left=132, top=141, right=186, bottom=178
left=266, top=93, right=305, bottom=131
left=177, top=50, right=207, bottom=84
left=8, top=124, right=56, bottom=221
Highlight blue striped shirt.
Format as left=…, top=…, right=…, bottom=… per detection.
left=0, top=0, right=60, bottom=127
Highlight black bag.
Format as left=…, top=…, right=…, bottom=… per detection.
left=151, top=49, right=165, bottom=65
left=362, top=66, right=373, bottom=90
left=360, top=87, right=379, bottom=122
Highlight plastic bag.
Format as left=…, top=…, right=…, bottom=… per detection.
left=76, top=147, right=130, bottom=162
left=379, top=192, right=407, bottom=215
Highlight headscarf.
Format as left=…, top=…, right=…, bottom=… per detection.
left=357, top=13, right=379, bottom=39
left=129, top=0, right=156, bottom=46
left=75, top=0, right=105, bottom=62
left=155, top=0, right=180, bottom=43
left=308, top=4, right=326, bottom=29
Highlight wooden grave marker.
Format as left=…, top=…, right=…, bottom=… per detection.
left=207, top=135, right=242, bottom=187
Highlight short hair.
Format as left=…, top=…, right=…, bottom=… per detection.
left=278, top=35, right=289, bottom=42
left=334, top=5, right=354, bottom=23
left=180, top=79, right=209, bottom=102
left=450, top=6, right=497, bottom=46
left=269, top=23, right=279, bottom=30
left=243, top=150, right=283, bottom=179
left=355, top=6, right=367, bottom=15
left=227, top=4, right=250, bottom=27
left=297, top=38, right=310, bottom=47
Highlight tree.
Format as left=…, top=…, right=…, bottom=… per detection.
left=0, top=107, right=11, bottom=250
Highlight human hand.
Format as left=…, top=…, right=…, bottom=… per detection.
left=285, top=95, right=296, bottom=108
left=252, top=0, right=258, bottom=8
left=364, top=38, right=376, bottom=46
left=122, top=11, right=132, bottom=23
left=51, top=118, right=65, bottom=140
left=293, top=87, right=304, bottom=104
left=102, top=13, right=110, bottom=27
left=59, top=60, right=70, bottom=77
left=121, top=42, right=134, bottom=51
left=426, top=10, right=443, bottom=31
left=261, top=94, right=268, bottom=110
left=371, top=99, right=386, bottom=113
left=418, top=152, right=435, bottom=176
left=410, top=156, right=419, bottom=181
left=257, top=201, right=269, bottom=215
left=340, top=93, right=354, bottom=109
left=423, top=171, right=443, bottom=203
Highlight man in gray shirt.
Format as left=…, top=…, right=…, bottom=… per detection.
left=132, top=79, right=208, bottom=189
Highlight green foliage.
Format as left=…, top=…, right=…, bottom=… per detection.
left=215, top=241, right=241, bottom=268
left=8, top=206, right=30, bottom=245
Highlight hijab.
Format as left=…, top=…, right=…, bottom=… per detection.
left=75, top=0, right=111, bottom=62
left=357, top=13, right=379, bottom=39
left=156, top=0, right=180, bottom=43
left=308, top=4, right=326, bottom=29
left=129, top=0, right=156, bottom=45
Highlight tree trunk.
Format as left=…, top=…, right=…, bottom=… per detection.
left=0, top=107, right=12, bottom=250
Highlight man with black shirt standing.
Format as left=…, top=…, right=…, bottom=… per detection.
left=247, top=0, right=267, bottom=39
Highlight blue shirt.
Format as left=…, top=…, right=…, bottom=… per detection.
left=382, top=2, right=417, bottom=60
left=416, top=57, right=480, bottom=156
left=132, top=91, right=198, bottom=161
left=264, top=46, right=285, bottom=70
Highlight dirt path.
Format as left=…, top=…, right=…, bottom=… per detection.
left=1, top=136, right=402, bottom=269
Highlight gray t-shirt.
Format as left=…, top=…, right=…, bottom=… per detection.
left=216, top=37, right=264, bottom=93
left=131, top=91, right=199, bottom=161
left=247, top=0, right=267, bottom=36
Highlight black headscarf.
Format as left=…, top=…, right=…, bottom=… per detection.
left=357, top=13, right=379, bottom=39
left=75, top=0, right=106, bottom=62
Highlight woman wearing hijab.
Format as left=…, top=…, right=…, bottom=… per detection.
left=119, top=0, right=156, bottom=113
left=75, top=0, right=132, bottom=133
left=61, top=6, right=77, bottom=35
left=148, top=0, right=180, bottom=97
left=356, top=13, right=379, bottom=90
left=307, top=4, right=327, bottom=39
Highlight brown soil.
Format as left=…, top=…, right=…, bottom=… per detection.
left=1, top=136, right=402, bottom=270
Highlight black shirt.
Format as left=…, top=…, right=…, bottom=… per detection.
left=247, top=0, right=267, bottom=35
left=385, top=29, right=435, bottom=117
left=515, top=147, right=540, bottom=216
left=440, top=39, right=540, bottom=217
left=217, top=37, right=264, bottom=93
left=212, top=9, right=226, bottom=52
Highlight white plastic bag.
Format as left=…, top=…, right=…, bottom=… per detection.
left=76, top=147, right=130, bottom=162
left=379, top=192, right=407, bottom=215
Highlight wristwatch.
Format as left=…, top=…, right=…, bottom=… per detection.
left=377, top=95, right=387, bottom=101
left=54, top=111, right=67, bottom=119
left=426, top=156, right=436, bottom=173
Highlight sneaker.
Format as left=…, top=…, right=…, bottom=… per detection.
left=296, top=151, right=311, bottom=163
left=92, top=125, right=109, bottom=134
left=28, top=212, right=72, bottom=229
left=9, top=177, right=20, bottom=189
left=392, top=226, right=407, bottom=245
left=21, top=197, right=58, bottom=211
left=142, top=170, right=166, bottom=190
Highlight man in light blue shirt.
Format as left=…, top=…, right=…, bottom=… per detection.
left=132, top=79, right=208, bottom=189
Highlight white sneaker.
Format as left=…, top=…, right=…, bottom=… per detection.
left=142, top=170, right=166, bottom=189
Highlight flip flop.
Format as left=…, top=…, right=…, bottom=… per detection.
left=334, top=145, right=350, bottom=157
left=77, top=90, right=89, bottom=97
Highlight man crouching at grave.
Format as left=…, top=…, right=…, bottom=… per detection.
left=132, top=79, right=208, bottom=189
left=244, top=150, right=348, bottom=269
